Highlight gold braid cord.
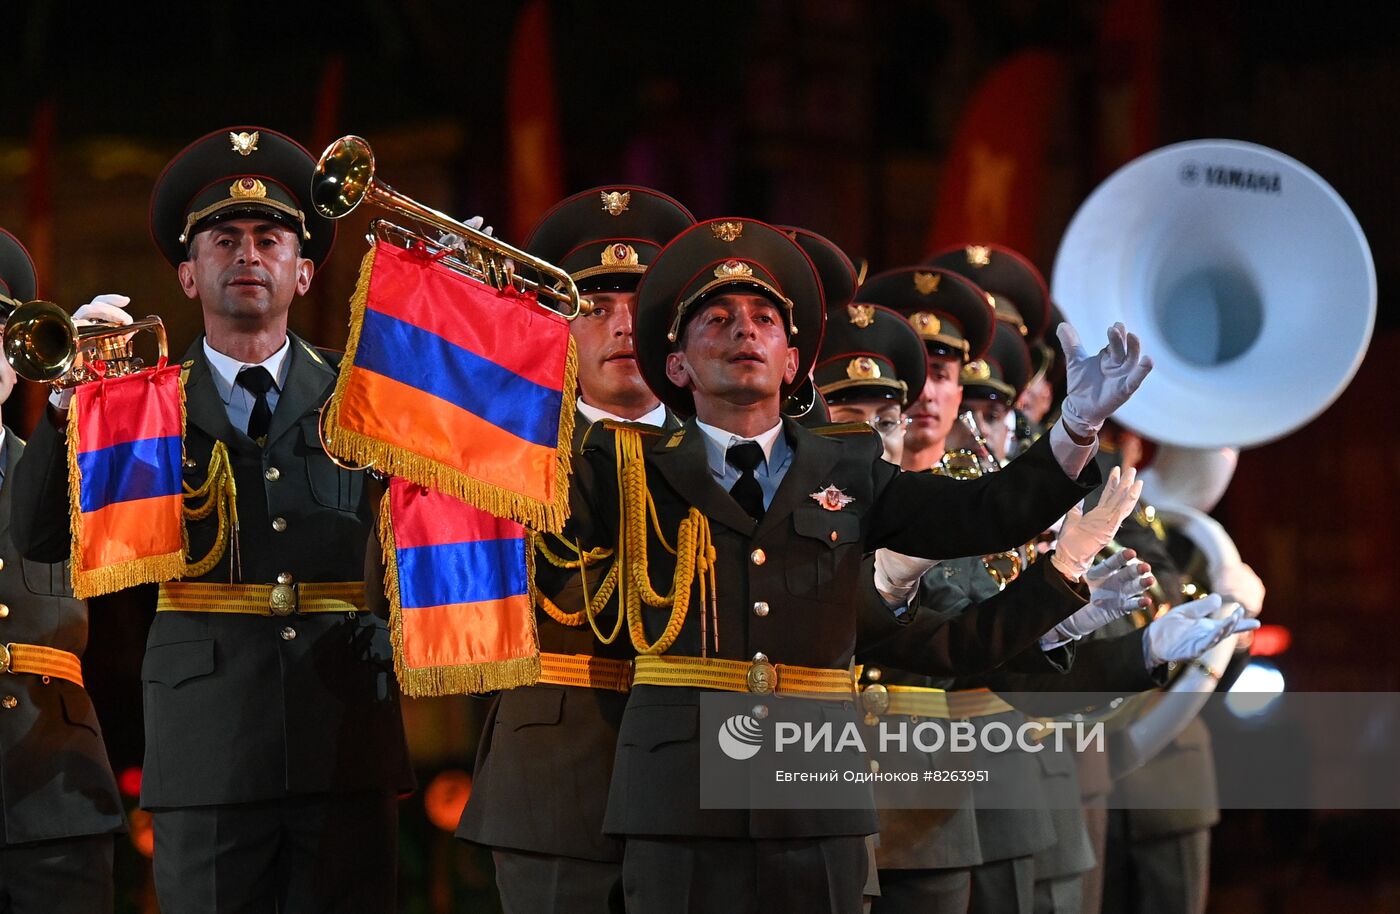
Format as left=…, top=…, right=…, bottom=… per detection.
left=612, top=429, right=716, bottom=655
left=181, top=441, right=239, bottom=577
left=533, top=531, right=615, bottom=631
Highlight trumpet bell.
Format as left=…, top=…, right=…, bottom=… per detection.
left=1053, top=140, right=1376, bottom=449
left=312, top=135, right=376, bottom=220
left=4, top=299, right=79, bottom=381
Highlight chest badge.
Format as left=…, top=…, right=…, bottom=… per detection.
left=809, top=485, right=854, bottom=511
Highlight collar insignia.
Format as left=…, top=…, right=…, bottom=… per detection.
left=229, top=131, right=260, bottom=156
left=810, top=484, right=855, bottom=512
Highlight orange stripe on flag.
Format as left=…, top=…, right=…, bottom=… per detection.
left=339, top=369, right=556, bottom=504
left=400, top=595, right=537, bottom=671
left=79, top=495, right=183, bottom=570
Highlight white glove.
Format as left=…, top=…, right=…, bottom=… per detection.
left=1051, top=465, right=1144, bottom=581
left=1143, top=594, right=1261, bottom=668
left=1214, top=562, right=1265, bottom=618
left=1057, top=322, right=1154, bottom=439
left=72, top=293, right=132, bottom=327
left=874, top=548, right=940, bottom=607
left=49, top=294, right=133, bottom=412
left=1040, top=549, right=1154, bottom=649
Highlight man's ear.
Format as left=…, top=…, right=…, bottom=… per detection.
left=177, top=259, right=199, bottom=301
left=782, top=345, right=799, bottom=384
left=665, top=351, right=694, bottom=390
left=294, top=257, right=314, bottom=296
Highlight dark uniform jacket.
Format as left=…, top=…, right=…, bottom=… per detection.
left=566, top=417, right=1098, bottom=840
left=0, top=431, right=124, bottom=845
left=9, top=336, right=413, bottom=809
left=457, top=408, right=680, bottom=863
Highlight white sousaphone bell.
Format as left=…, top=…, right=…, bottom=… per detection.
left=1051, top=141, right=1375, bottom=774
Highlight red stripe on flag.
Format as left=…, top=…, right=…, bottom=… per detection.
left=389, top=482, right=525, bottom=550
left=400, top=595, right=537, bottom=670
left=338, top=368, right=557, bottom=504
left=75, top=366, right=184, bottom=453
left=366, top=243, right=570, bottom=392
left=78, top=494, right=183, bottom=570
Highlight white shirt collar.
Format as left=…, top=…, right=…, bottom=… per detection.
left=202, top=337, right=292, bottom=405
left=695, top=417, right=784, bottom=466
left=576, top=398, right=668, bottom=428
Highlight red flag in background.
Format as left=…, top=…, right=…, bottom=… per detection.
left=506, top=0, right=565, bottom=240
left=1094, top=0, right=1162, bottom=177
left=925, top=51, right=1069, bottom=258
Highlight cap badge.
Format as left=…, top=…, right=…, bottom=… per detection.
left=600, top=190, right=631, bottom=216
left=846, top=356, right=882, bottom=381
left=908, top=311, right=942, bottom=336
left=913, top=271, right=941, bottom=295
left=712, top=221, right=744, bottom=242
left=601, top=243, right=639, bottom=267
left=229, top=131, right=260, bottom=156
left=963, top=359, right=992, bottom=383
left=965, top=245, right=992, bottom=267
left=230, top=177, right=268, bottom=199
left=714, top=259, right=754, bottom=280
left=809, top=485, right=855, bottom=512
left=847, top=304, right=875, bottom=327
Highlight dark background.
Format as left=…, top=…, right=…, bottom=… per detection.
left=1, top=1, right=1397, bottom=910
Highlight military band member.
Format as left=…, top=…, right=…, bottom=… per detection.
left=0, top=231, right=124, bottom=914
left=455, top=185, right=694, bottom=914
left=558, top=217, right=1152, bottom=912
left=10, top=127, right=413, bottom=913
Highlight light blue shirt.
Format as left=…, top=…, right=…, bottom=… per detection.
left=202, top=337, right=291, bottom=435
left=694, top=419, right=792, bottom=510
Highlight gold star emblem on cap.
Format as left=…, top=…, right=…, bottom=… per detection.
left=846, top=356, right=882, bottom=380
left=908, top=311, right=941, bottom=335
left=847, top=304, right=875, bottom=328
left=229, top=131, right=260, bottom=156
left=600, top=243, right=639, bottom=267
left=229, top=177, right=268, bottom=199
left=963, top=359, right=992, bottom=382
left=712, top=221, right=744, bottom=242
left=965, top=245, right=992, bottom=267
left=913, top=272, right=941, bottom=295
left=714, top=259, right=754, bottom=279
left=600, top=190, right=631, bottom=216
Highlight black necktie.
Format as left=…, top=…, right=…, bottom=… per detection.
left=726, top=441, right=766, bottom=522
left=236, top=366, right=275, bottom=443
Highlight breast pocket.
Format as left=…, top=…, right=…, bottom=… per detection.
left=785, top=507, right=861, bottom=603
left=21, top=557, right=73, bottom=597
left=300, top=418, right=365, bottom=512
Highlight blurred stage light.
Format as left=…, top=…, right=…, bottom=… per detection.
left=424, top=769, right=473, bottom=832
left=1249, top=624, right=1291, bottom=657
left=117, top=765, right=143, bottom=798
left=1225, top=659, right=1286, bottom=720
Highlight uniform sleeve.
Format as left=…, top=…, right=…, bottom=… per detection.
left=9, top=411, right=74, bottom=563
left=866, top=432, right=1100, bottom=560
left=856, top=556, right=1090, bottom=678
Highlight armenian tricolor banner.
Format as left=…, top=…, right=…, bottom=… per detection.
left=67, top=365, right=186, bottom=598
left=379, top=477, right=541, bottom=696
left=325, top=241, right=577, bottom=532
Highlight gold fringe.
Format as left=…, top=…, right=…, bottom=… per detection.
left=380, top=487, right=541, bottom=698
left=324, top=245, right=579, bottom=533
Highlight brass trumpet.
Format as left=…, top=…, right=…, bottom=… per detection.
left=312, top=135, right=582, bottom=319
left=1, top=298, right=167, bottom=387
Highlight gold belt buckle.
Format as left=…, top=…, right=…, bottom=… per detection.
left=269, top=584, right=298, bottom=616
left=860, top=683, right=890, bottom=725
left=747, top=653, right=777, bottom=695
left=0, top=643, right=11, bottom=674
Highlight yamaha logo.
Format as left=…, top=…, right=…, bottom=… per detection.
left=1180, top=161, right=1282, bottom=194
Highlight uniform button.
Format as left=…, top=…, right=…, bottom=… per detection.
left=265, top=467, right=281, bottom=482
left=866, top=667, right=882, bottom=683
left=829, top=531, right=839, bottom=543
left=277, top=572, right=294, bottom=585
left=272, top=517, right=288, bottom=533
left=752, top=601, right=770, bottom=617
left=750, top=549, right=766, bottom=566
left=279, top=626, right=297, bottom=641
left=0, top=604, right=9, bottom=619
left=0, top=557, right=5, bottom=571
left=1, top=696, right=16, bottom=710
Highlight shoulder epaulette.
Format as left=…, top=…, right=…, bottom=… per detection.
left=582, top=418, right=666, bottom=453
left=810, top=422, right=877, bottom=437
left=600, top=419, right=664, bottom=435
